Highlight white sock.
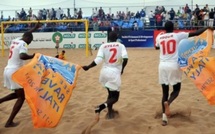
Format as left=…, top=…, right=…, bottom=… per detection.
left=162, top=113, right=168, bottom=122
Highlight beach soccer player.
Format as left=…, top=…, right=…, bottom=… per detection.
left=155, top=21, right=211, bottom=126
left=1, top=21, right=41, bottom=127
left=82, top=31, right=128, bottom=120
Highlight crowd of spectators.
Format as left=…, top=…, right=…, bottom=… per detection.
left=0, top=3, right=215, bottom=33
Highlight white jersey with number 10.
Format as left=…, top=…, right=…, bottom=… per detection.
left=95, top=42, right=128, bottom=72
left=156, top=32, right=189, bottom=62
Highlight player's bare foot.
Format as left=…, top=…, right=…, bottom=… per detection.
left=162, top=120, right=168, bottom=126
left=106, top=110, right=119, bottom=119
left=162, top=113, right=168, bottom=126
left=164, top=101, right=170, bottom=117
left=5, top=122, right=19, bottom=128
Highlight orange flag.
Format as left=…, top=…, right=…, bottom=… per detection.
left=12, top=53, right=81, bottom=128
left=178, top=29, right=215, bottom=105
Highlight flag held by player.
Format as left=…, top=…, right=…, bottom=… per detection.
left=12, top=53, right=81, bottom=128
left=178, top=29, right=215, bottom=105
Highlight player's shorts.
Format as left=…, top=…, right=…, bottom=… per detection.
left=159, top=61, right=182, bottom=86
left=99, top=66, right=121, bottom=91
left=4, top=67, right=22, bottom=90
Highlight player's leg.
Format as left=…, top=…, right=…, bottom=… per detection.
left=0, top=93, right=17, bottom=104
left=161, top=84, right=169, bottom=126
left=161, top=84, right=169, bottom=113
left=105, top=88, right=119, bottom=119
left=168, top=83, right=181, bottom=105
left=1, top=68, right=19, bottom=103
left=5, top=88, right=25, bottom=127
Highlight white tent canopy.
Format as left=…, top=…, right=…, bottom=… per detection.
left=0, top=0, right=214, bottom=18
left=0, top=0, right=214, bottom=9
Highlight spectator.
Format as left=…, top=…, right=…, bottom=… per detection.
left=93, top=19, right=99, bottom=31
left=20, top=8, right=26, bottom=20
left=203, top=6, right=209, bottom=26
left=208, top=9, right=214, bottom=27
left=56, top=7, right=61, bottom=20
left=148, top=10, right=155, bottom=27
left=140, top=9, right=146, bottom=20
left=15, top=11, right=19, bottom=20
left=155, top=13, right=163, bottom=29
left=60, top=8, right=64, bottom=19
left=42, top=8, right=47, bottom=20
left=135, top=11, right=140, bottom=18
left=98, top=7, right=104, bottom=20
left=133, top=20, right=138, bottom=31
left=50, top=8, right=56, bottom=20
left=67, top=8, right=71, bottom=19
left=77, top=8, right=83, bottom=19
left=1, top=11, right=3, bottom=20
left=168, top=8, right=175, bottom=20
left=28, top=7, right=32, bottom=17
left=46, top=9, right=51, bottom=20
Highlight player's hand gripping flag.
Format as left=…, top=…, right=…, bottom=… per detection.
left=178, top=29, right=215, bottom=105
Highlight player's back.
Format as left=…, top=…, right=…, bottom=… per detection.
left=6, top=38, right=27, bottom=69
left=100, top=42, right=127, bottom=71
left=156, top=32, right=189, bottom=62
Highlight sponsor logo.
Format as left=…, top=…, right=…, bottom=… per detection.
left=78, top=44, right=92, bottom=48
left=52, top=32, right=63, bottom=43
left=93, top=44, right=102, bottom=48
left=94, top=33, right=107, bottom=38
left=78, top=33, right=91, bottom=38
left=63, top=44, right=76, bottom=49
left=63, top=33, right=76, bottom=38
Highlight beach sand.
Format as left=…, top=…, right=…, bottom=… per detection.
left=0, top=48, right=215, bottom=134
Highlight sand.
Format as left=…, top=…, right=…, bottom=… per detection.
left=0, top=48, right=215, bottom=134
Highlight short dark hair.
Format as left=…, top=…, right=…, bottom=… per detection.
left=23, top=31, right=33, bottom=39
left=109, top=31, right=118, bottom=42
left=164, top=21, right=174, bottom=32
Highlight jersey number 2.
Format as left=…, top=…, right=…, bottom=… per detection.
left=109, top=48, right=117, bottom=63
left=160, top=39, right=176, bottom=55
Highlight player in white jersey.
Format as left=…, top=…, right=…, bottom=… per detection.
left=82, top=31, right=128, bottom=120
left=0, top=22, right=41, bottom=127
left=155, top=21, right=211, bottom=126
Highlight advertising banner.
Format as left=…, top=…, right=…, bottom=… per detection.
left=0, top=31, right=107, bottom=49
left=117, top=31, right=154, bottom=47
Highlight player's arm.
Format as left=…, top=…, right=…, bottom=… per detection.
left=82, top=61, right=97, bottom=71
left=155, top=37, right=160, bottom=50
left=82, top=55, right=104, bottom=71
left=188, top=27, right=209, bottom=37
left=20, top=53, right=35, bottom=60
left=27, top=19, right=42, bottom=33
left=121, top=58, right=128, bottom=75
left=83, top=46, right=104, bottom=71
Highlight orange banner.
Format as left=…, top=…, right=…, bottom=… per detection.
left=178, top=30, right=215, bottom=105
left=12, top=53, right=81, bottom=128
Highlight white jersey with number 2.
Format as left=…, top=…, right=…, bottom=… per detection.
left=6, top=38, right=28, bottom=69
left=94, top=42, right=128, bottom=91
left=156, top=32, right=189, bottom=62
left=95, top=42, right=128, bottom=72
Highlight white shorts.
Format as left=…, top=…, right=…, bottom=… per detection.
left=4, top=67, right=22, bottom=90
left=99, top=67, right=121, bottom=91
left=159, top=62, right=182, bottom=86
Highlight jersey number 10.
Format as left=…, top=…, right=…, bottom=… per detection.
left=160, top=39, right=176, bottom=55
